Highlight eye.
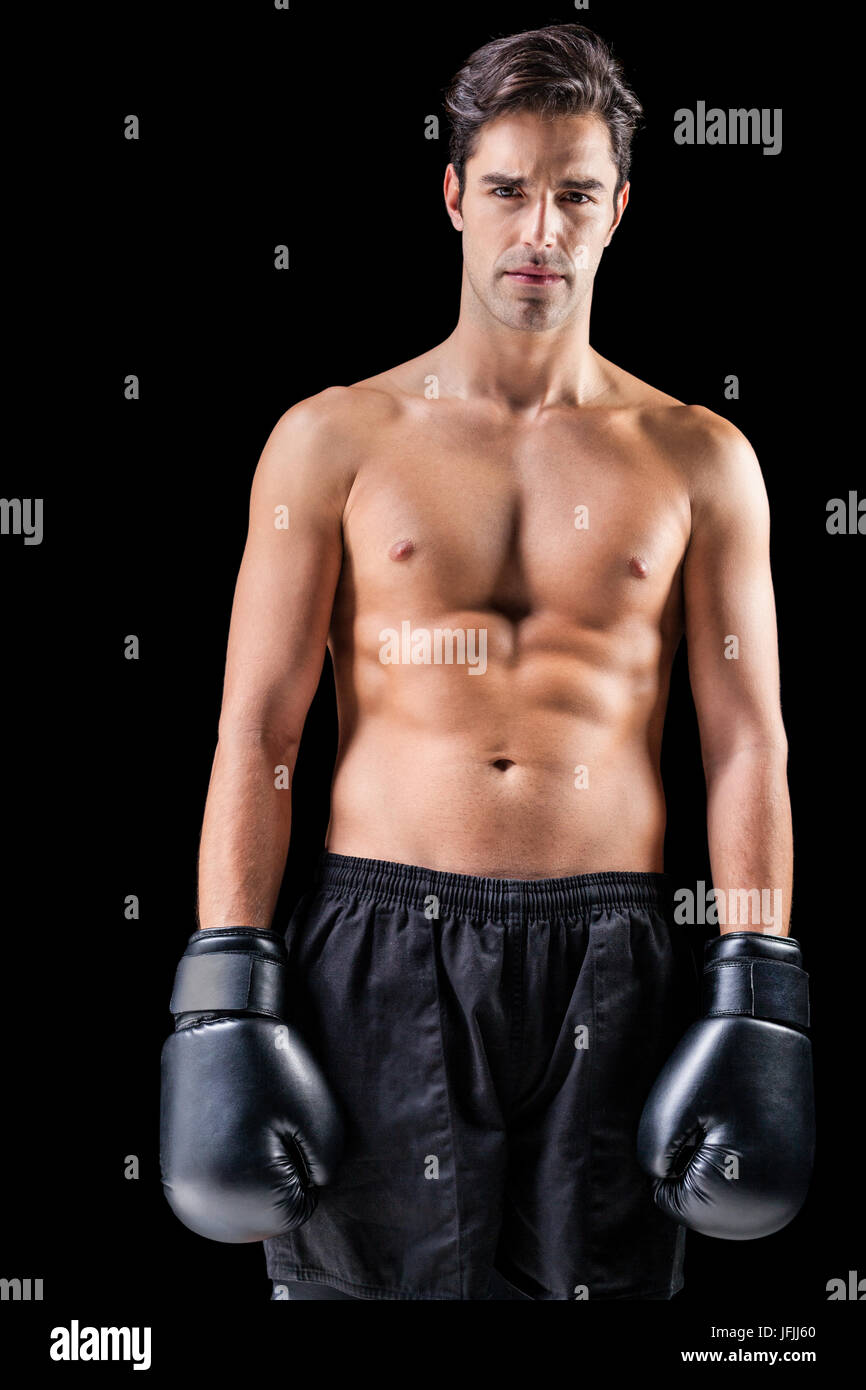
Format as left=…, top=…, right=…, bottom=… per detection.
left=491, top=187, right=592, bottom=204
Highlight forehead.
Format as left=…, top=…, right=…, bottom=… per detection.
left=467, top=110, right=617, bottom=182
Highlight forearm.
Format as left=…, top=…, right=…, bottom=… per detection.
left=704, top=744, right=793, bottom=935
left=197, top=729, right=295, bottom=929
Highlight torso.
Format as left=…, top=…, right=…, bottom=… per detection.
left=325, top=349, right=696, bottom=877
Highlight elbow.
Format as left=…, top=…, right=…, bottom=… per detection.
left=214, top=720, right=301, bottom=763
left=702, top=736, right=789, bottom=777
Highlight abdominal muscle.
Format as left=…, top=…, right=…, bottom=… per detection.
left=325, top=614, right=673, bottom=879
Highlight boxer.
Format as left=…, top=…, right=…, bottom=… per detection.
left=161, top=22, right=814, bottom=1300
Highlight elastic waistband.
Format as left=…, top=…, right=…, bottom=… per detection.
left=315, top=852, right=673, bottom=925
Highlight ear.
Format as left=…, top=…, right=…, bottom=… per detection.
left=604, top=180, right=630, bottom=247
left=443, top=163, right=464, bottom=231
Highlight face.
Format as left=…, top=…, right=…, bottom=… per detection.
left=444, top=110, right=629, bottom=332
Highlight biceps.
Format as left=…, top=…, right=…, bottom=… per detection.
left=684, top=526, right=785, bottom=760
left=217, top=517, right=342, bottom=748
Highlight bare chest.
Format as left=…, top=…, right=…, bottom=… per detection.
left=341, top=411, right=691, bottom=629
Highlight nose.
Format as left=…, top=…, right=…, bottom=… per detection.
left=518, top=193, right=559, bottom=253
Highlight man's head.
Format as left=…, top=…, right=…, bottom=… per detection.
left=443, top=24, right=643, bottom=332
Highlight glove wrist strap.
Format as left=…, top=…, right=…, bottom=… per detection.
left=702, top=957, right=810, bottom=1028
left=170, top=928, right=286, bottom=1018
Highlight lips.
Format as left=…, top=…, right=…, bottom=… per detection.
left=504, top=268, right=564, bottom=283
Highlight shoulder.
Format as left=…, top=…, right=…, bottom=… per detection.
left=617, top=393, right=763, bottom=505
left=254, top=382, right=403, bottom=511
left=664, top=405, right=766, bottom=518
left=595, top=357, right=758, bottom=472
left=595, top=363, right=769, bottom=536
left=599, top=358, right=764, bottom=485
left=270, top=366, right=419, bottom=452
left=266, top=380, right=401, bottom=453
left=662, top=402, right=755, bottom=456
left=645, top=405, right=770, bottom=547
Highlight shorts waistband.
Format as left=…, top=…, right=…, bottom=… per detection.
left=315, top=851, right=673, bottom=924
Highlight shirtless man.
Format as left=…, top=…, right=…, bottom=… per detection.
left=160, top=24, right=814, bottom=1301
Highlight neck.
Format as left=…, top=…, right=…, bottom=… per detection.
left=437, top=273, right=607, bottom=414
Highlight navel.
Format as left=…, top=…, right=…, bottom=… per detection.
left=629, top=554, right=649, bottom=578
left=388, top=538, right=415, bottom=561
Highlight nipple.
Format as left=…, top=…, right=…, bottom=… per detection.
left=388, top=538, right=415, bottom=561
left=629, top=554, right=649, bottom=578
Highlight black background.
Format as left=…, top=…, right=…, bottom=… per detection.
left=3, top=0, right=861, bottom=1366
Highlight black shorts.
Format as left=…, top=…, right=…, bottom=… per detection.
left=263, top=852, right=699, bottom=1301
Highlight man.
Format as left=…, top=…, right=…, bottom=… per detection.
left=160, top=24, right=814, bottom=1300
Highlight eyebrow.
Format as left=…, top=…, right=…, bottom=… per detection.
left=479, top=171, right=607, bottom=193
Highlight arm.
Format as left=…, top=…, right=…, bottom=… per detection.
left=682, top=409, right=792, bottom=935
left=160, top=393, right=352, bottom=1245
left=637, top=414, right=814, bottom=1238
left=197, top=391, right=351, bottom=929
left=636, top=411, right=811, bottom=1239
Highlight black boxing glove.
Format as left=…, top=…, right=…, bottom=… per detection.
left=636, top=931, right=815, bottom=1239
left=160, top=927, right=344, bottom=1243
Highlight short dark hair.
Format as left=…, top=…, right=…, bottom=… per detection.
left=443, top=24, right=643, bottom=208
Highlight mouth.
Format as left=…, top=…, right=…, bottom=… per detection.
left=503, top=270, right=564, bottom=286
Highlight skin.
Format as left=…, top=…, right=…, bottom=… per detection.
left=198, top=110, right=792, bottom=937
